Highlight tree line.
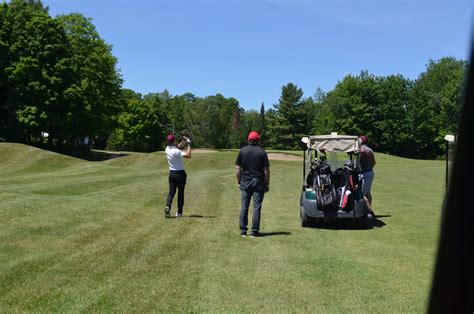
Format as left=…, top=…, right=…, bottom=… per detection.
left=1, top=1, right=467, bottom=159
left=1, top=0, right=121, bottom=148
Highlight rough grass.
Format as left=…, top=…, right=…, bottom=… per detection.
left=0, top=143, right=444, bottom=312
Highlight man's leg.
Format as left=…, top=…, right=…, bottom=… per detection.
left=367, top=192, right=373, bottom=206
left=166, top=173, right=177, bottom=210
left=176, top=172, right=187, bottom=216
left=362, top=171, right=375, bottom=217
left=251, top=187, right=264, bottom=235
left=364, top=195, right=373, bottom=212
left=239, top=188, right=251, bottom=235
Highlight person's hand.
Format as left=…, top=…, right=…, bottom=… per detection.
left=183, top=136, right=191, bottom=146
left=264, top=185, right=269, bottom=193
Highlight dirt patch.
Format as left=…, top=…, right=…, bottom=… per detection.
left=267, top=153, right=301, bottom=161
left=192, top=148, right=219, bottom=153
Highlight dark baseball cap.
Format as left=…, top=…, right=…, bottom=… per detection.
left=166, top=134, right=175, bottom=144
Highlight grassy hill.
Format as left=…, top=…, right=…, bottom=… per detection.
left=0, top=143, right=444, bottom=312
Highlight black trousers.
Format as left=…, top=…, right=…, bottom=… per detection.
left=239, top=177, right=265, bottom=233
left=166, top=170, right=187, bottom=214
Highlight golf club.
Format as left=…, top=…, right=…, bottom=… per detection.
left=156, top=120, right=194, bottom=142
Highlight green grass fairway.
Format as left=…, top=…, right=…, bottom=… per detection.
left=0, top=143, right=444, bottom=312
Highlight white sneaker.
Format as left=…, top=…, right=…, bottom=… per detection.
left=164, top=206, right=171, bottom=218
left=176, top=212, right=183, bottom=218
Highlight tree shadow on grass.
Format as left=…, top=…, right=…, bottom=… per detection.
left=32, top=143, right=129, bottom=161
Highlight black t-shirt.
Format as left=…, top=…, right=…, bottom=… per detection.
left=235, top=144, right=270, bottom=182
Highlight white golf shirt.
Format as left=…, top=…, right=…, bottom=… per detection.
left=165, top=145, right=185, bottom=171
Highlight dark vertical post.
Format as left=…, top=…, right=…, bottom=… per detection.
left=445, top=140, right=449, bottom=189
left=429, top=37, right=474, bottom=313
left=303, top=147, right=306, bottom=185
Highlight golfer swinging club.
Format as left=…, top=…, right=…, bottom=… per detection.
left=235, top=131, right=270, bottom=237
left=164, top=133, right=191, bottom=218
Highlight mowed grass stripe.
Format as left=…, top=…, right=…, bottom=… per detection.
left=0, top=144, right=83, bottom=174
left=0, top=143, right=444, bottom=312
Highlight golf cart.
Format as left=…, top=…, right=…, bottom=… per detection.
left=300, top=134, right=370, bottom=227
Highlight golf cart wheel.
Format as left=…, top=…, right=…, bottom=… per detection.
left=300, top=207, right=312, bottom=227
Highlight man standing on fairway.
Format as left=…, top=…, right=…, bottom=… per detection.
left=235, top=131, right=270, bottom=237
left=165, top=133, right=191, bottom=218
left=359, top=135, right=376, bottom=218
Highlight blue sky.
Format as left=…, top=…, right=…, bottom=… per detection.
left=45, top=0, right=472, bottom=110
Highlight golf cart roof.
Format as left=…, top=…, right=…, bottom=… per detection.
left=301, top=135, right=361, bottom=153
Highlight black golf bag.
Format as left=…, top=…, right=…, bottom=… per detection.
left=333, top=165, right=360, bottom=211
left=313, top=162, right=338, bottom=211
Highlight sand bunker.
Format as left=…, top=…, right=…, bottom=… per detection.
left=192, top=148, right=219, bottom=153
left=267, top=153, right=301, bottom=161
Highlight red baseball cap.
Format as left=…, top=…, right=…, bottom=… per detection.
left=358, top=135, right=368, bottom=144
left=166, top=134, right=175, bottom=144
left=248, top=131, right=260, bottom=142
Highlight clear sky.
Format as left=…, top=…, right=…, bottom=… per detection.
left=44, top=0, right=472, bottom=110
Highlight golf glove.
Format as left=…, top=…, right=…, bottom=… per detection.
left=183, top=136, right=192, bottom=146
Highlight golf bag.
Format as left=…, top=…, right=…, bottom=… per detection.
left=313, top=162, right=337, bottom=211
left=308, top=159, right=363, bottom=211
left=333, top=166, right=355, bottom=211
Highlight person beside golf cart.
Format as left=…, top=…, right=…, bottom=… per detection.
left=164, top=133, right=192, bottom=218
left=359, top=135, right=376, bottom=218
left=235, top=131, right=270, bottom=237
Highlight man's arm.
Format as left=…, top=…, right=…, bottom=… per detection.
left=183, top=144, right=191, bottom=158
left=177, top=138, right=186, bottom=149
left=235, top=151, right=242, bottom=185
left=263, top=152, right=270, bottom=186
left=264, top=167, right=270, bottom=186
left=235, top=166, right=241, bottom=184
